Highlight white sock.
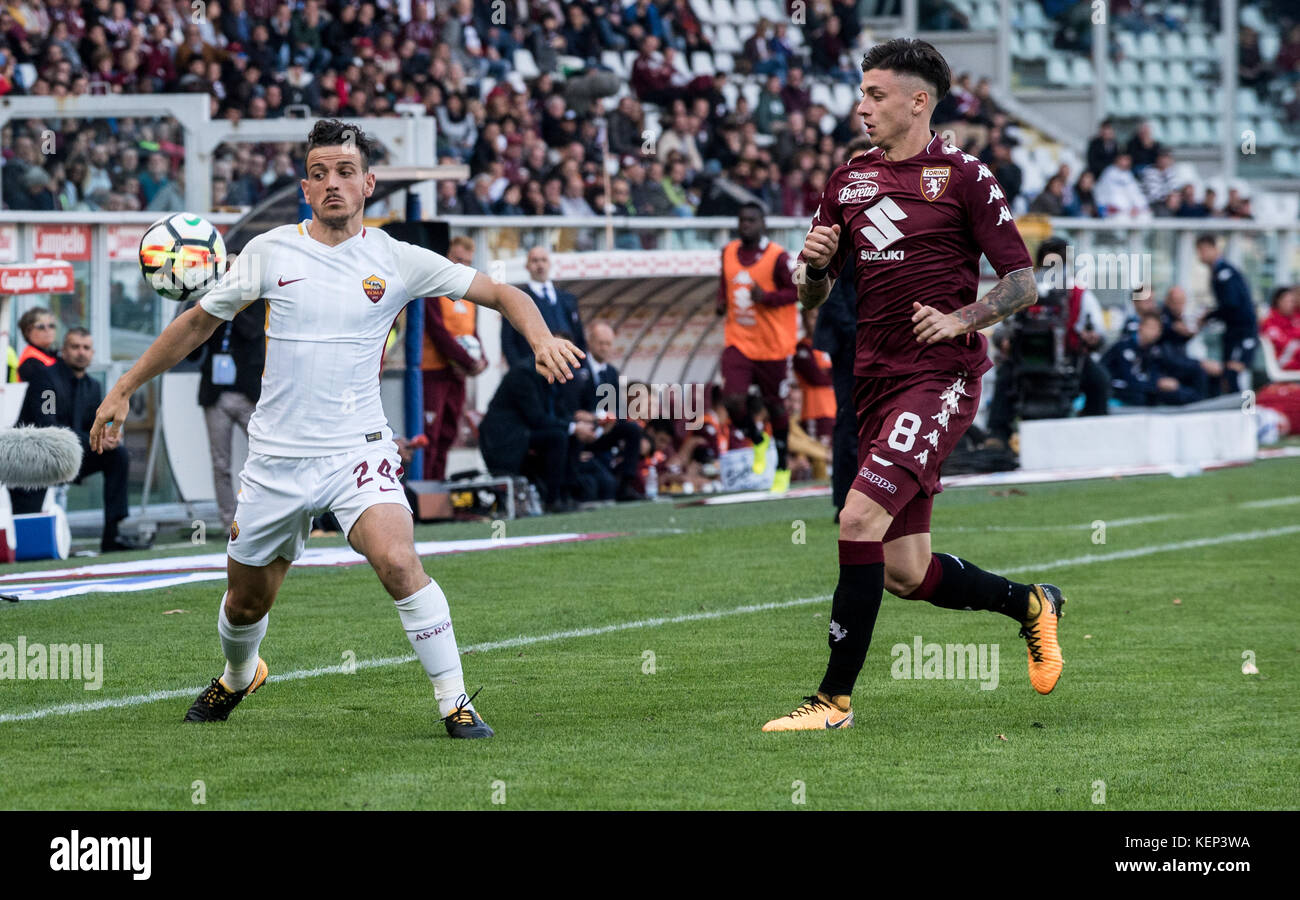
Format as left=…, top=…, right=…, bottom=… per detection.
left=395, top=579, right=468, bottom=717
left=218, top=593, right=267, bottom=691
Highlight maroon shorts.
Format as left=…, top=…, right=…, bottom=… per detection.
left=851, top=369, right=982, bottom=539
left=720, top=345, right=791, bottom=425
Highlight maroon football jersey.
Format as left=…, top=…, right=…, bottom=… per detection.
left=801, top=132, right=1032, bottom=378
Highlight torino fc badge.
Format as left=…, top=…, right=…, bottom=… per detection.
left=920, top=166, right=951, bottom=201
left=229, top=520, right=239, bottom=541
left=362, top=274, right=386, bottom=303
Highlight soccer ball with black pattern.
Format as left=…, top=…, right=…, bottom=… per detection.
left=139, top=213, right=227, bottom=302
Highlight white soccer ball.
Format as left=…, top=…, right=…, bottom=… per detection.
left=456, top=334, right=483, bottom=362
left=139, top=213, right=227, bottom=301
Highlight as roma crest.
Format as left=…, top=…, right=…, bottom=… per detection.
left=920, top=166, right=951, bottom=202
left=362, top=274, right=386, bottom=303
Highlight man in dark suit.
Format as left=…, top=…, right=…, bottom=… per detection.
left=500, top=246, right=587, bottom=368
left=558, top=321, right=645, bottom=502
left=186, top=298, right=265, bottom=530
left=478, top=361, right=597, bottom=513
left=814, top=255, right=858, bottom=518
left=12, top=328, right=149, bottom=551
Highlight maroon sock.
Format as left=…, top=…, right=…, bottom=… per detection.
left=818, top=539, right=884, bottom=698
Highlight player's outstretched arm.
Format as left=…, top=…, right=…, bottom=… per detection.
left=912, top=267, right=1036, bottom=344
left=90, top=304, right=225, bottom=453
left=462, top=272, right=584, bottom=383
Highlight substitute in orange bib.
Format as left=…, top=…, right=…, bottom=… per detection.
left=421, top=235, right=487, bottom=481
left=716, top=202, right=799, bottom=492
left=795, top=310, right=836, bottom=442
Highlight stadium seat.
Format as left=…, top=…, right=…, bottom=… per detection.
left=671, top=51, right=693, bottom=78
left=810, top=82, right=835, bottom=111
left=1071, top=55, right=1093, bottom=87
left=712, top=0, right=736, bottom=24
left=832, top=83, right=856, bottom=117
left=602, top=50, right=628, bottom=79
left=623, top=49, right=639, bottom=74
left=1117, top=59, right=1141, bottom=84
left=1162, top=87, right=1188, bottom=115
left=1273, top=148, right=1300, bottom=176
left=1162, top=116, right=1189, bottom=145
left=756, top=0, right=784, bottom=22
left=972, top=4, right=999, bottom=29
left=714, top=24, right=743, bottom=55
left=1187, top=117, right=1216, bottom=146
left=786, top=24, right=805, bottom=48
left=1139, top=87, right=1161, bottom=114
left=691, top=51, right=715, bottom=76
left=1140, top=60, right=1165, bottom=85
left=1165, top=61, right=1192, bottom=86
left=1138, top=32, right=1162, bottom=58
left=741, top=81, right=760, bottom=109
left=1020, top=30, right=1048, bottom=60
left=713, top=52, right=734, bottom=73
left=1237, top=89, right=1260, bottom=118
left=690, top=0, right=718, bottom=25
left=1162, top=31, right=1188, bottom=60
left=1115, top=32, right=1139, bottom=59
left=1188, top=88, right=1213, bottom=115
left=1256, top=118, right=1285, bottom=148
left=733, top=0, right=760, bottom=26
left=512, top=48, right=541, bottom=79
left=1185, top=31, right=1212, bottom=60
left=1021, top=1, right=1049, bottom=30
left=1259, top=28, right=1281, bottom=64
left=1046, top=56, right=1071, bottom=86
left=721, top=81, right=740, bottom=110
left=1113, top=87, right=1141, bottom=117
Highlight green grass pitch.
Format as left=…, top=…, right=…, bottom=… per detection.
left=1, top=459, right=1296, bottom=810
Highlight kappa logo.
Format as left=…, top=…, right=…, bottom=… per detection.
left=920, top=166, right=951, bottom=201
left=362, top=274, right=386, bottom=303
left=857, top=467, right=897, bottom=494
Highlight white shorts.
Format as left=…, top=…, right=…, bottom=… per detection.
left=227, top=440, right=411, bottom=567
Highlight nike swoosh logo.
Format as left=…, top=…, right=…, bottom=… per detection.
left=378, top=486, right=399, bottom=492
left=278, top=276, right=306, bottom=286
left=825, top=715, right=850, bottom=729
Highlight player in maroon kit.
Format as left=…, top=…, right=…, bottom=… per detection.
left=764, top=39, right=1067, bottom=731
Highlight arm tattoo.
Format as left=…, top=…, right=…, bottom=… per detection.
left=797, top=269, right=834, bottom=311
left=952, top=268, right=1036, bottom=332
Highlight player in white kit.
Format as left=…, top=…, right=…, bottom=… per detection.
left=90, top=120, right=583, bottom=737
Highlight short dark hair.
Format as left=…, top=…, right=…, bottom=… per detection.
left=18, top=307, right=52, bottom=339
left=1035, top=237, right=1070, bottom=268
left=860, top=38, right=951, bottom=104
left=1270, top=286, right=1293, bottom=309
left=64, top=326, right=91, bottom=342
left=305, top=118, right=377, bottom=171
left=738, top=201, right=766, bottom=218
left=843, top=135, right=874, bottom=161
left=1195, top=233, right=1219, bottom=248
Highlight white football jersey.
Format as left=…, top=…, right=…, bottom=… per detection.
left=200, top=221, right=476, bottom=457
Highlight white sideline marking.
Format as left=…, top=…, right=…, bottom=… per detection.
left=4, top=524, right=1299, bottom=725
left=1239, top=495, right=1300, bottom=509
